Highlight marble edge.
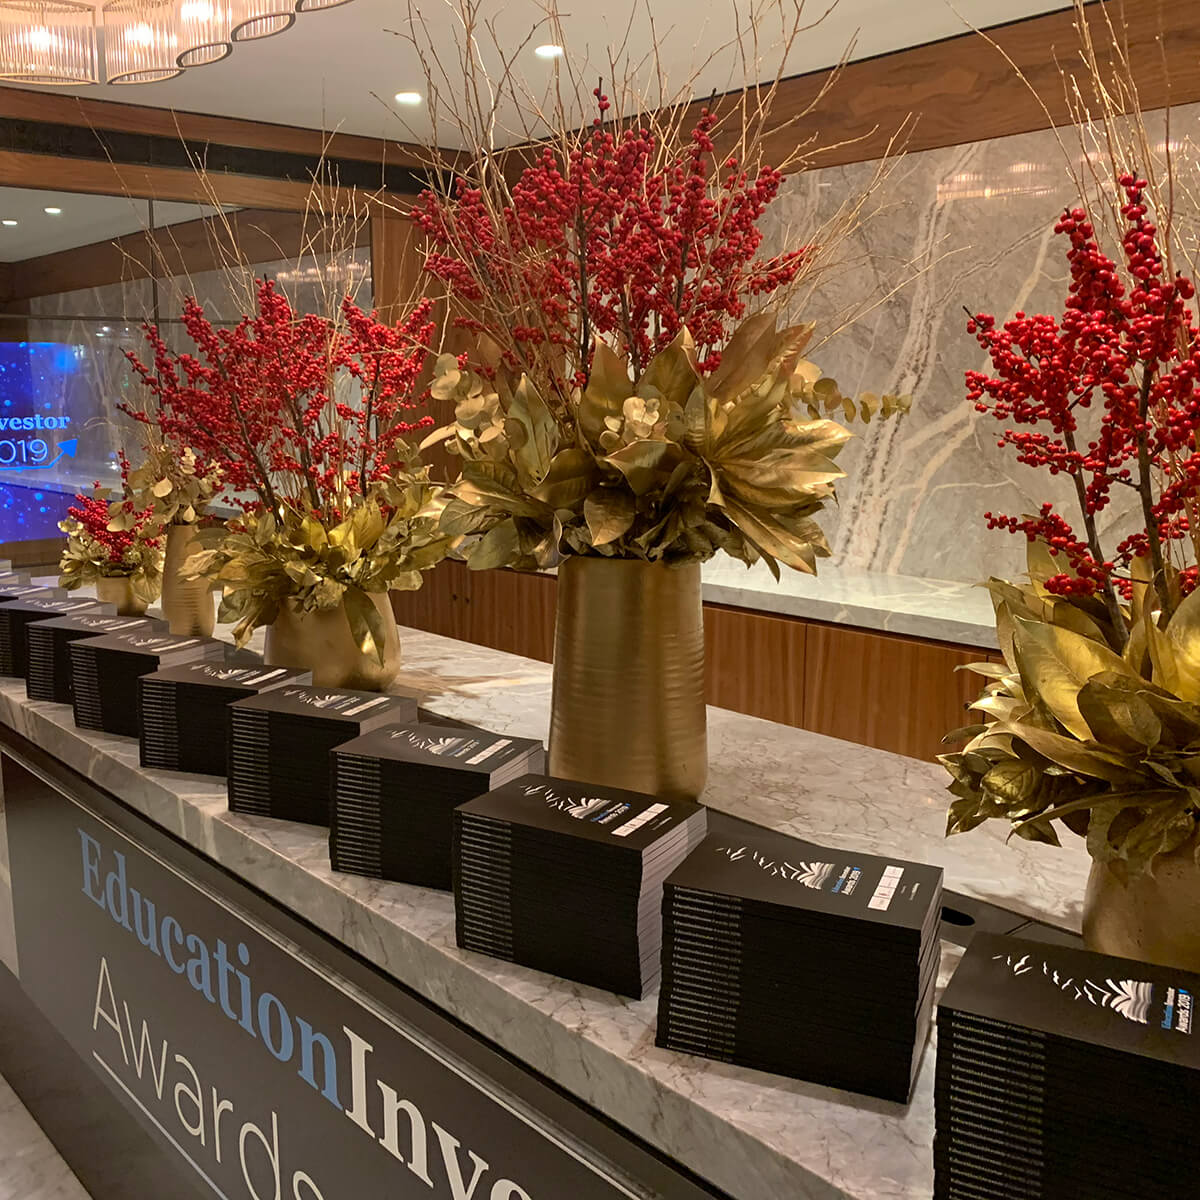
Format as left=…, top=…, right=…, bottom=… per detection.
left=0, top=685, right=929, bottom=1200
left=700, top=581, right=1000, bottom=650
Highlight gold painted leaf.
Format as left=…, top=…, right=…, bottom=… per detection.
left=579, top=342, right=633, bottom=442
left=604, top=439, right=688, bottom=496
left=467, top=519, right=521, bottom=571
left=528, top=449, right=596, bottom=510
left=1004, top=722, right=1141, bottom=786
left=507, top=376, right=558, bottom=487
left=584, top=488, right=636, bottom=547
left=1011, top=615, right=1139, bottom=741
left=706, top=312, right=779, bottom=401
left=152, top=477, right=174, bottom=498
left=1076, top=678, right=1163, bottom=751
left=637, top=329, right=698, bottom=406
left=343, top=586, right=388, bottom=664
left=1164, top=587, right=1200, bottom=703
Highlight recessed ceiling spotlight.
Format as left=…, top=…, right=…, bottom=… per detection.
left=1, top=220, right=16, bottom=227
left=535, top=43, right=563, bottom=59
left=43, top=207, right=62, bottom=215
left=394, top=91, right=422, bottom=106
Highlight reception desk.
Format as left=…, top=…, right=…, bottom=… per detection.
left=0, top=625, right=1091, bottom=1199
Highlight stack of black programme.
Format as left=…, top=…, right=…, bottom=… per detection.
left=0, top=593, right=111, bottom=678
left=26, top=613, right=165, bottom=703
left=69, top=630, right=225, bottom=736
left=0, top=570, right=30, bottom=595
left=454, top=776, right=707, bottom=998
left=139, top=661, right=312, bottom=776
left=330, top=723, right=544, bottom=889
left=228, top=685, right=416, bottom=825
left=656, top=826, right=943, bottom=1102
left=936, top=932, right=1200, bottom=1198
left=0, top=582, right=55, bottom=605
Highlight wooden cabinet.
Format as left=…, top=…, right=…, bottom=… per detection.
left=391, top=561, right=998, bottom=763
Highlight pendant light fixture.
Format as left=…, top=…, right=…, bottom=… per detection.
left=177, top=0, right=232, bottom=66
left=0, top=0, right=97, bottom=85
left=103, top=0, right=182, bottom=83
left=230, top=0, right=294, bottom=42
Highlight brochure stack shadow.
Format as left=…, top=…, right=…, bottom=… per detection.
left=69, top=631, right=225, bottom=736
left=331, top=724, right=545, bottom=889
left=227, top=685, right=416, bottom=826
left=453, top=776, right=708, bottom=998
left=140, top=661, right=312, bottom=776
left=656, top=827, right=943, bottom=1102
left=936, top=933, right=1200, bottom=1198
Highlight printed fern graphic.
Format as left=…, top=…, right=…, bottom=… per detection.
left=993, top=953, right=1155, bottom=1024
left=718, top=845, right=834, bottom=887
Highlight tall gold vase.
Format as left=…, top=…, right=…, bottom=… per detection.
left=264, top=592, right=401, bottom=691
left=1083, top=832, right=1200, bottom=971
left=548, top=556, right=707, bottom=801
left=161, top=524, right=215, bottom=637
left=96, top=575, right=149, bottom=617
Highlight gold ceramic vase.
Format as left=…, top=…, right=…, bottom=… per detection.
left=96, top=575, right=149, bottom=617
left=264, top=592, right=401, bottom=691
left=161, top=524, right=215, bottom=637
left=1083, top=831, right=1200, bottom=971
left=548, top=556, right=707, bottom=801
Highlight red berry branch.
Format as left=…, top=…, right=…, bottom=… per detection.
left=412, top=97, right=808, bottom=394
left=967, top=175, right=1200, bottom=636
left=122, top=279, right=437, bottom=520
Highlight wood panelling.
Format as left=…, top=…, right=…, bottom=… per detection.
left=0, top=150, right=396, bottom=212
left=392, top=561, right=993, bottom=762
left=802, top=622, right=995, bottom=762
left=6, top=208, right=371, bottom=302
left=0, top=536, right=63, bottom=572
left=0, top=86, right=422, bottom=169
left=704, top=604, right=806, bottom=728
left=369, top=213, right=427, bottom=325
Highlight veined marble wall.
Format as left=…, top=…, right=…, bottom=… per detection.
left=759, top=109, right=1185, bottom=587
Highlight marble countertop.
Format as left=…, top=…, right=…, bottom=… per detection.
left=0, top=627, right=1089, bottom=1200
left=700, top=559, right=1000, bottom=650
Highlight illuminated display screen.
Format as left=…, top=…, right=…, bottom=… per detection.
left=0, top=341, right=108, bottom=544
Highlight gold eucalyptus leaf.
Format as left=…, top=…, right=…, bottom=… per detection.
left=1011, top=615, right=1139, bottom=741
left=151, top=477, right=173, bottom=498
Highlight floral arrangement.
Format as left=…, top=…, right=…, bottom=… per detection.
left=942, top=177, right=1200, bottom=878
left=426, top=315, right=891, bottom=573
left=124, top=279, right=450, bottom=656
left=416, top=91, right=908, bottom=573
left=117, top=441, right=222, bottom=529
left=59, top=482, right=163, bottom=602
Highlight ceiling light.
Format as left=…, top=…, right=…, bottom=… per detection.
left=102, top=0, right=182, bottom=83
left=1, top=219, right=16, bottom=227
left=0, top=0, right=98, bottom=85
left=393, top=90, right=421, bottom=106
left=177, top=0, right=231, bottom=66
left=534, top=43, right=563, bottom=59
left=43, top=206, right=62, bottom=214
left=231, top=0, right=295, bottom=42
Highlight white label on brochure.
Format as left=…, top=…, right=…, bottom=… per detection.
left=612, top=802, right=668, bottom=837
left=343, top=696, right=391, bottom=717
left=867, top=866, right=904, bottom=910
left=466, top=738, right=511, bottom=765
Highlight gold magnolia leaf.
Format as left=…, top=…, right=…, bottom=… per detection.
left=528, top=448, right=595, bottom=510
left=1076, top=678, right=1163, bottom=751
left=605, top=439, right=688, bottom=496
left=578, top=341, right=634, bottom=442
left=583, top=488, right=636, bottom=547
left=1164, top=586, right=1200, bottom=703
left=637, top=328, right=699, bottom=407
left=1002, top=722, right=1141, bottom=786
left=706, top=311, right=778, bottom=402
left=343, top=586, right=389, bottom=664
left=1011, top=614, right=1139, bottom=741
left=467, top=519, right=521, bottom=571
left=507, top=376, right=558, bottom=487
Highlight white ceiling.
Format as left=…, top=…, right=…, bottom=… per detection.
left=0, top=188, right=222, bottom=260
left=15, top=0, right=1073, bottom=144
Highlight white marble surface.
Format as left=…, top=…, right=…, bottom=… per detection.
left=701, top=559, right=999, bottom=649
left=0, top=1073, right=88, bottom=1200
left=0, top=627, right=1092, bottom=1200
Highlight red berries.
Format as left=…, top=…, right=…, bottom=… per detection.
left=969, top=177, right=1200, bottom=598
